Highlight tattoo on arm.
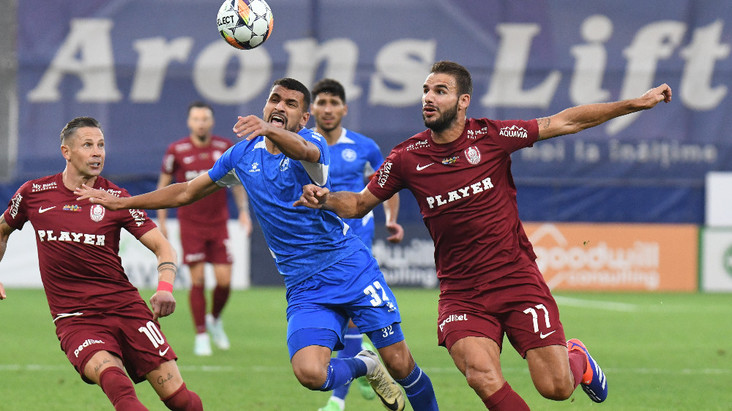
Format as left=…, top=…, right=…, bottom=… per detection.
left=537, top=117, right=551, bottom=130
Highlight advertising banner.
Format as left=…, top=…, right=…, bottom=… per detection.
left=8, top=0, right=732, bottom=224
left=525, top=222, right=698, bottom=292
left=700, top=228, right=732, bottom=292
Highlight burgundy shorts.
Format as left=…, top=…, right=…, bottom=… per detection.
left=437, top=264, right=566, bottom=357
left=55, top=300, right=177, bottom=383
left=179, top=220, right=232, bottom=265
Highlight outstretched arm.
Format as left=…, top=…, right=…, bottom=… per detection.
left=0, top=214, right=14, bottom=300
left=294, top=185, right=383, bottom=219
left=75, top=172, right=221, bottom=211
left=537, top=83, right=672, bottom=140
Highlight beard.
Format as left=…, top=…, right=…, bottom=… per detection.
left=423, top=102, right=458, bottom=133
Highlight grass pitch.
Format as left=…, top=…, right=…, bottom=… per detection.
left=1, top=288, right=730, bottom=410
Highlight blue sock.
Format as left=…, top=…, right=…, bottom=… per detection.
left=395, top=364, right=439, bottom=411
left=331, top=328, right=364, bottom=399
left=319, top=357, right=368, bottom=391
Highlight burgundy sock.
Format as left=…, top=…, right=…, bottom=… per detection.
left=189, top=285, right=206, bottom=333
left=482, top=381, right=530, bottom=411
left=162, top=383, right=203, bottom=411
left=211, top=285, right=230, bottom=319
left=568, top=348, right=588, bottom=388
left=98, top=367, right=147, bottom=411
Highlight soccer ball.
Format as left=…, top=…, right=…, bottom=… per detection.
left=216, top=0, right=274, bottom=50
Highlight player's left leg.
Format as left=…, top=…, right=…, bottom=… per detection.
left=146, top=360, right=203, bottom=411
left=525, top=345, right=576, bottom=400
left=366, top=325, right=438, bottom=411
left=208, top=262, right=232, bottom=350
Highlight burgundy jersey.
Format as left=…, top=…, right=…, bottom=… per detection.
left=3, top=173, right=156, bottom=318
left=367, top=118, right=540, bottom=291
left=161, top=136, right=233, bottom=225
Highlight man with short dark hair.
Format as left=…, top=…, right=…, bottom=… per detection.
left=296, top=60, right=673, bottom=410
left=77, top=78, right=439, bottom=411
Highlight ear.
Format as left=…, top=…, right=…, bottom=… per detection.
left=459, top=94, right=471, bottom=112
left=299, top=111, right=311, bottom=129
left=343, top=104, right=349, bottom=116
left=60, top=144, right=71, bottom=161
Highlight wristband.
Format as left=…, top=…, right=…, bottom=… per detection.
left=156, top=281, right=174, bottom=293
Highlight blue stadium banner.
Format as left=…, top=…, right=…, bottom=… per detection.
left=11, top=0, right=732, bottom=286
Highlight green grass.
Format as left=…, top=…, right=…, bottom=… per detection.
left=1, top=288, right=731, bottom=410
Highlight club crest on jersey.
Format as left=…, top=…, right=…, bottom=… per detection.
left=341, top=148, right=357, bottom=162
left=279, top=157, right=290, bottom=172
left=89, top=204, right=105, bottom=222
left=464, top=146, right=481, bottom=165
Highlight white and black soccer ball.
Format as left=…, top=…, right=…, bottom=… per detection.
left=216, top=0, right=273, bottom=50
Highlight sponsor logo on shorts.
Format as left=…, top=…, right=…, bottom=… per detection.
left=74, top=338, right=105, bottom=358
left=439, top=313, right=468, bottom=332
left=539, top=330, right=557, bottom=339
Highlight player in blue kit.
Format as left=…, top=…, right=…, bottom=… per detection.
left=310, top=78, right=403, bottom=411
left=76, top=78, right=438, bottom=411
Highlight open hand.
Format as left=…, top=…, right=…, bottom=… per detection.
left=74, top=184, right=124, bottom=210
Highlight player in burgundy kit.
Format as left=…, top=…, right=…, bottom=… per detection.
left=158, top=101, right=252, bottom=356
left=0, top=117, right=203, bottom=411
left=296, top=61, right=672, bottom=410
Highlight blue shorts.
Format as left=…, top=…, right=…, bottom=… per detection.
left=285, top=248, right=403, bottom=358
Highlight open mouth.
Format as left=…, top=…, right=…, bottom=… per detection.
left=423, top=105, right=437, bottom=116
left=269, top=112, right=287, bottom=128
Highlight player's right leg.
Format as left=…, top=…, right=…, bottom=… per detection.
left=188, top=261, right=211, bottom=356
left=83, top=351, right=147, bottom=411
left=448, top=336, right=529, bottom=410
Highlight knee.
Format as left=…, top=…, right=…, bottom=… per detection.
left=292, top=362, right=327, bottom=390
left=534, top=376, right=574, bottom=401
left=463, top=366, right=504, bottom=395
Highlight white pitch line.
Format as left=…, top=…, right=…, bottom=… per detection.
left=554, top=295, right=639, bottom=312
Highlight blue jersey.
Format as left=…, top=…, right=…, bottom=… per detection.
left=208, top=128, right=363, bottom=288
left=317, top=127, right=385, bottom=250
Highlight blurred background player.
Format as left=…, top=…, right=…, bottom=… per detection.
left=0, top=117, right=202, bottom=410
left=157, top=101, right=252, bottom=356
left=310, top=78, right=403, bottom=411
left=77, top=78, right=439, bottom=411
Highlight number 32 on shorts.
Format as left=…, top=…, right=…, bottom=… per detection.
left=363, top=280, right=389, bottom=307
left=363, top=280, right=396, bottom=338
